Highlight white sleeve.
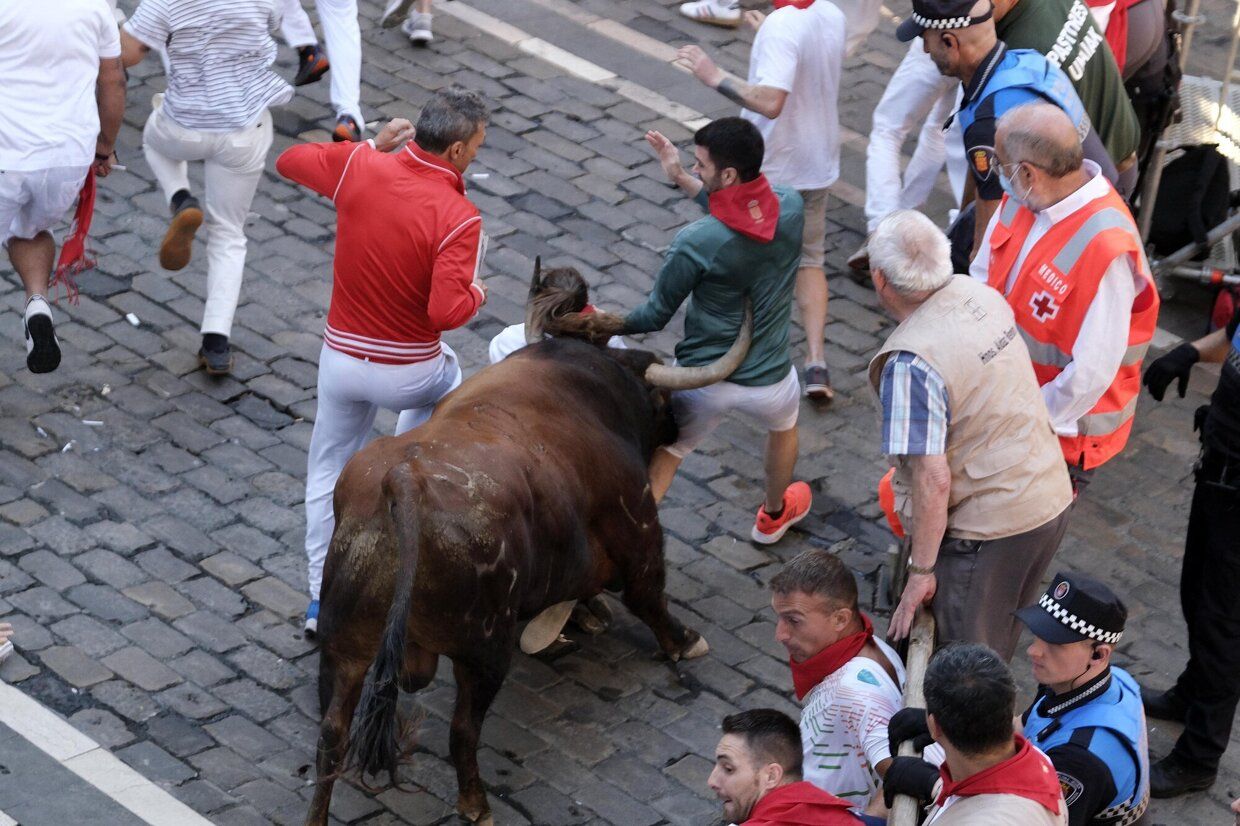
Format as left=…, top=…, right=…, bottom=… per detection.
left=96, top=1, right=122, bottom=58
left=1040, top=256, right=1140, bottom=434
left=969, top=206, right=999, bottom=282
left=488, top=324, right=528, bottom=364
left=749, top=18, right=798, bottom=93
left=854, top=680, right=903, bottom=770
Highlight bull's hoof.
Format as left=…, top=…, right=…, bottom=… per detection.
left=681, top=633, right=710, bottom=660
left=570, top=595, right=612, bottom=635
left=519, top=600, right=575, bottom=654
left=457, top=797, right=493, bottom=826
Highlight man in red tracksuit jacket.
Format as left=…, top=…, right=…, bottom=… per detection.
left=276, top=87, right=490, bottom=634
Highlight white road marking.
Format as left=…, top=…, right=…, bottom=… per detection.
left=0, top=809, right=16, bottom=826
left=0, top=681, right=213, bottom=826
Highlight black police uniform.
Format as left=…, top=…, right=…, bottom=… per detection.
left=1170, top=306, right=1240, bottom=773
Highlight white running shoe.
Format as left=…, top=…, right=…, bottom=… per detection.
left=679, top=0, right=741, bottom=27
left=402, top=12, right=433, bottom=44
left=380, top=0, right=415, bottom=28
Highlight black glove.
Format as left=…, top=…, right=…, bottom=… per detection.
left=887, top=707, right=933, bottom=757
left=883, top=756, right=940, bottom=808
left=1143, top=342, right=1199, bottom=401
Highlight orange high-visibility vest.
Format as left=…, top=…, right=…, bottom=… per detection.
left=986, top=186, right=1159, bottom=470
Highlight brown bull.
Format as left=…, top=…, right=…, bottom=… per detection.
left=304, top=272, right=752, bottom=826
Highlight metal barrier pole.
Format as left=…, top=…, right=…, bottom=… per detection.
left=888, top=610, right=936, bottom=825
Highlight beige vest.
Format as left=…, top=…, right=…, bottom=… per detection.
left=869, top=276, right=1071, bottom=540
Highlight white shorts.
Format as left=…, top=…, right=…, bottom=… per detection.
left=0, top=165, right=90, bottom=247
left=665, top=365, right=801, bottom=459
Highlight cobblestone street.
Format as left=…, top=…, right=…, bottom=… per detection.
left=1, top=0, right=1239, bottom=823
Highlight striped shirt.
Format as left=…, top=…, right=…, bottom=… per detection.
left=880, top=351, right=950, bottom=456
left=124, top=0, right=293, bottom=131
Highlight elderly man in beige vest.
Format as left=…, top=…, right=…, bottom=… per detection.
left=868, top=210, right=1073, bottom=660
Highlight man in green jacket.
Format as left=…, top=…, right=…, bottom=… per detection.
left=636, top=117, right=811, bottom=544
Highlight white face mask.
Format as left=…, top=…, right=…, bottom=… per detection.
left=998, top=163, right=1035, bottom=209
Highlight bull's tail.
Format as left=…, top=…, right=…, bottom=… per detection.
left=347, top=463, right=424, bottom=784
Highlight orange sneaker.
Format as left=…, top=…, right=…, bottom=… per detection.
left=752, top=481, right=812, bottom=544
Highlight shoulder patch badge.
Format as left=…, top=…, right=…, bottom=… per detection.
left=1058, top=772, right=1084, bottom=806
left=971, top=147, right=993, bottom=178
left=856, top=668, right=880, bottom=687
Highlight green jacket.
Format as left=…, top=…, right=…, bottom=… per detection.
left=624, top=186, right=803, bottom=387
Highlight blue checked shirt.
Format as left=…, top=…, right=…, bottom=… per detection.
left=879, top=352, right=950, bottom=456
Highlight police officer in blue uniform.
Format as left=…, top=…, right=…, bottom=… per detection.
left=882, top=572, right=1149, bottom=825
left=1014, top=573, right=1149, bottom=824
left=895, top=0, right=1121, bottom=267
left=1139, top=307, right=1240, bottom=797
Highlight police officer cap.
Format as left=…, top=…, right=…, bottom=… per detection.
left=897, top=0, right=994, bottom=42
left=1014, top=572, right=1127, bottom=645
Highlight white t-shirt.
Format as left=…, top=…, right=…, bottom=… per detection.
left=0, top=1, right=121, bottom=171
left=488, top=323, right=627, bottom=364
left=800, top=636, right=906, bottom=808
left=124, top=0, right=293, bottom=131
left=742, top=1, right=846, bottom=191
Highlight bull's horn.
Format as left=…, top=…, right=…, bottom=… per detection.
left=524, top=256, right=544, bottom=345
left=645, top=298, right=753, bottom=390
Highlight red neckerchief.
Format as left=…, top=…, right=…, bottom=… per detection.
left=937, top=735, right=1063, bottom=816
left=400, top=142, right=466, bottom=195
left=50, top=172, right=97, bottom=305
left=708, top=174, right=780, bottom=243
left=790, top=613, right=874, bottom=701
left=742, top=781, right=856, bottom=826
left=773, top=0, right=815, bottom=8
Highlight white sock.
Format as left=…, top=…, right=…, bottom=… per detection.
left=25, top=295, right=52, bottom=324
left=805, top=360, right=826, bottom=370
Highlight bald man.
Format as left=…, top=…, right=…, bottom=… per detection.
left=897, top=0, right=1122, bottom=263
left=970, top=103, right=1158, bottom=493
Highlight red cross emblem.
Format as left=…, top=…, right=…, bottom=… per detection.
left=1029, top=290, right=1060, bottom=322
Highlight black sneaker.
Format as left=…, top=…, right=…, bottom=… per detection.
left=293, top=45, right=330, bottom=87
left=1150, top=752, right=1216, bottom=798
left=332, top=114, right=362, bottom=142
left=198, top=334, right=233, bottom=376
left=804, top=364, right=834, bottom=402
left=1142, top=685, right=1187, bottom=723
left=24, top=305, right=61, bottom=374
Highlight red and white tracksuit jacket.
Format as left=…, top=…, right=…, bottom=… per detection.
left=276, top=139, right=486, bottom=363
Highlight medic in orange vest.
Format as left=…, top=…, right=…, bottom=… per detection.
left=968, top=103, right=1158, bottom=490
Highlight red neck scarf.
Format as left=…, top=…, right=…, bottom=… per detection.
left=773, top=0, right=815, bottom=7
left=742, top=781, right=856, bottom=826
left=708, top=175, right=780, bottom=243
left=50, top=172, right=97, bottom=305
left=789, top=613, right=874, bottom=701
left=937, top=735, right=1063, bottom=816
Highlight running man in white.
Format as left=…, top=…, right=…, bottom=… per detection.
left=278, top=0, right=364, bottom=140
left=380, top=0, right=437, bottom=48
left=122, top=0, right=294, bottom=376
left=0, top=0, right=125, bottom=374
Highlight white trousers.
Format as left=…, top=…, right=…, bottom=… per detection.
left=834, top=0, right=884, bottom=56
left=304, top=342, right=462, bottom=600
left=864, top=41, right=967, bottom=231
left=142, top=98, right=272, bottom=336
left=278, top=0, right=363, bottom=124
left=0, top=166, right=89, bottom=247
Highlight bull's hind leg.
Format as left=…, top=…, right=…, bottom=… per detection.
left=449, top=652, right=511, bottom=826
left=305, top=654, right=368, bottom=826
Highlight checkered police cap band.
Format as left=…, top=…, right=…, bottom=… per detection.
left=911, top=3, right=993, bottom=31
left=1038, top=593, right=1123, bottom=644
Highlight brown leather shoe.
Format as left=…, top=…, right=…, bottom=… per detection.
left=159, top=197, right=203, bottom=271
